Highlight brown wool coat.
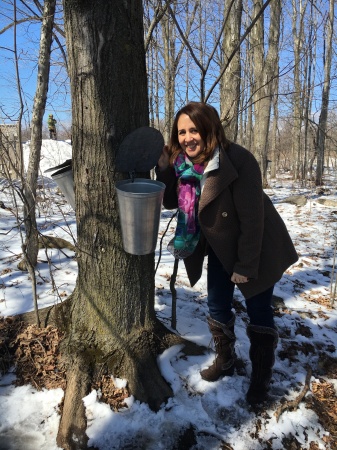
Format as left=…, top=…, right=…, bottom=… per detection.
left=156, top=142, right=298, bottom=299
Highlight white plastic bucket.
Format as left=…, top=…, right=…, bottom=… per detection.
left=116, top=178, right=165, bottom=255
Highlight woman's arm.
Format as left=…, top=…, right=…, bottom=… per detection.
left=155, top=146, right=179, bottom=210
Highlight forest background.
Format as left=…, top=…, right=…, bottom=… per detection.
left=0, top=1, right=336, bottom=448
left=0, top=0, right=336, bottom=186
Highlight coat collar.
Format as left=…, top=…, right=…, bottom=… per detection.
left=199, top=145, right=238, bottom=212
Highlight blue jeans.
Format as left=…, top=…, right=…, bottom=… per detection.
left=207, top=246, right=275, bottom=328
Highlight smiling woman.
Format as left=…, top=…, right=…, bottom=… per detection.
left=177, top=114, right=205, bottom=160
left=156, top=101, right=298, bottom=406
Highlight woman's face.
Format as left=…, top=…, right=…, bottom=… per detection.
left=177, top=114, right=205, bottom=159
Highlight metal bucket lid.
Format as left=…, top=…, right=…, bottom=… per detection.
left=116, top=127, right=164, bottom=172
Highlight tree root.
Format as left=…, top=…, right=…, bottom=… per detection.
left=17, top=299, right=208, bottom=449
left=274, top=367, right=312, bottom=422
left=56, top=353, right=92, bottom=450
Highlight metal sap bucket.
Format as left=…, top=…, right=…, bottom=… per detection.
left=51, top=166, right=75, bottom=210
left=116, top=178, right=165, bottom=255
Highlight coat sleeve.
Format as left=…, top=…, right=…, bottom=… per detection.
left=155, top=165, right=178, bottom=210
left=231, top=151, right=264, bottom=279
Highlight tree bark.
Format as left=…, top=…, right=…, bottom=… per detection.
left=270, top=75, right=279, bottom=180
left=23, top=0, right=56, bottom=269
left=302, top=1, right=316, bottom=184
left=252, top=0, right=281, bottom=186
left=58, top=1, right=203, bottom=447
left=162, top=10, right=176, bottom=142
left=220, top=0, right=242, bottom=141
left=291, top=0, right=306, bottom=180
left=315, top=0, right=334, bottom=186
left=161, top=2, right=199, bottom=140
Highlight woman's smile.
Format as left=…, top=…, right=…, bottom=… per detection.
left=177, top=114, right=205, bottom=159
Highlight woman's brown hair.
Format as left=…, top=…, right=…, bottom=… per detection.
left=169, top=102, right=230, bottom=166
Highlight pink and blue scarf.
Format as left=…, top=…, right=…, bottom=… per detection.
left=168, top=153, right=204, bottom=259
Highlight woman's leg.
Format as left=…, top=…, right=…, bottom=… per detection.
left=245, top=286, right=275, bottom=328
left=245, top=286, right=278, bottom=405
left=201, top=247, right=236, bottom=381
left=207, top=246, right=235, bottom=323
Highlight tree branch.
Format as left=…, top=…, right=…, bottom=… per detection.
left=274, top=367, right=312, bottom=422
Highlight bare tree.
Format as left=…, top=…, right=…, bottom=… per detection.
left=57, top=1, right=199, bottom=447
left=299, top=0, right=317, bottom=184
left=290, top=0, right=308, bottom=180
left=162, top=4, right=177, bottom=140
left=22, top=0, right=56, bottom=275
left=269, top=75, right=280, bottom=179
left=220, top=0, right=243, bottom=141
left=315, top=0, right=334, bottom=186
left=251, top=0, right=281, bottom=186
left=238, top=4, right=254, bottom=149
left=162, top=1, right=200, bottom=139
left=144, top=0, right=167, bottom=128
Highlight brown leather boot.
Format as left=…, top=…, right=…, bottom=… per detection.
left=200, top=315, right=236, bottom=382
left=246, top=324, right=279, bottom=405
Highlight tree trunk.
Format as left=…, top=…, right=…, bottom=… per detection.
left=162, top=10, right=176, bottom=142
left=290, top=0, right=306, bottom=180
left=270, top=75, right=279, bottom=179
left=252, top=0, right=281, bottom=187
left=23, top=0, right=56, bottom=269
left=240, top=18, right=253, bottom=149
left=161, top=2, right=198, bottom=140
left=220, top=0, right=243, bottom=141
left=315, top=0, right=334, bottom=186
left=302, top=1, right=316, bottom=184
left=58, top=2, right=202, bottom=448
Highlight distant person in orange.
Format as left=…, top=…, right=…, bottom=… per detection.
left=48, top=114, right=57, bottom=140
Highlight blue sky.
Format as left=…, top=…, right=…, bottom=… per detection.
left=0, top=1, right=71, bottom=131
left=0, top=0, right=335, bottom=134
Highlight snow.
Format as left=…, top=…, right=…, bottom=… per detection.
left=0, top=139, right=336, bottom=449
left=22, top=139, right=72, bottom=175
left=0, top=373, right=63, bottom=450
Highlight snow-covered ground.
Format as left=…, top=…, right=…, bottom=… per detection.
left=0, top=139, right=336, bottom=449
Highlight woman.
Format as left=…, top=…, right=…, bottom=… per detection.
left=156, top=102, right=298, bottom=405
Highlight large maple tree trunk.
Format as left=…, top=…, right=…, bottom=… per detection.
left=57, top=2, right=201, bottom=448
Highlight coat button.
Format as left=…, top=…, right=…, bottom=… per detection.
left=221, top=211, right=228, bottom=217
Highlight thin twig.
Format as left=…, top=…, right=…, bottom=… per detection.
left=330, top=229, right=337, bottom=305
left=155, top=210, right=178, bottom=274
left=170, top=258, right=179, bottom=330
left=274, top=367, right=312, bottom=422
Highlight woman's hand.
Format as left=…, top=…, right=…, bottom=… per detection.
left=157, top=145, right=170, bottom=171
left=231, top=272, right=249, bottom=284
